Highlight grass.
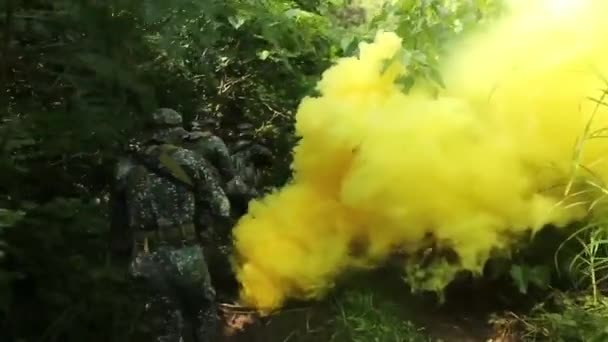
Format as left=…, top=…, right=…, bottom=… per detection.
left=329, top=289, right=434, bottom=342
left=516, top=82, right=608, bottom=341
left=555, top=221, right=608, bottom=304
left=509, top=292, right=608, bottom=341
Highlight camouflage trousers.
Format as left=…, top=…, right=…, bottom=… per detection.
left=130, top=244, right=218, bottom=342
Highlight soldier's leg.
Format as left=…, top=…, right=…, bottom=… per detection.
left=196, top=174, right=240, bottom=301
left=131, top=248, right=189, bottom=342
left=141, top=293, right=185, bottom=342
left=196, top=209, right=238, bottom=302
left=168, top=245, right=219, bottom=342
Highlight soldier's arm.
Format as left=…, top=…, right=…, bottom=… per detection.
left=203, top=135, right=238, bottom=182
left=246, top=144, right=273, bottom=161
left=195, top=161, right=232, bottom=220
left=230, top=146, right=271, bottom=198
left=181, top=154, right=235, bottom=239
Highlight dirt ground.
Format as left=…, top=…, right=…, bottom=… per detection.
left=220, top=302, right=518, bottom=342
left=219, top=269, right=528, bottom=342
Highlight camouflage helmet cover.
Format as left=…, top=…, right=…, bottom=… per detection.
left=195, top=117, right=219, bottom=131
left=232, top=139, right=252, bottom=152
left=151, top=108, right=183, bottom=126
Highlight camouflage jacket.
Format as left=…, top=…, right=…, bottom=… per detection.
left=182, top=131, right=237, bottom=183
left=109, top=141, right=232, bottom=260
left=182, top=131, right=258, bottom=210
left=231, top=143, right=272, bottom=192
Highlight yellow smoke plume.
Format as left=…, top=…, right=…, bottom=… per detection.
left=232, top=0, right=608, bottom=314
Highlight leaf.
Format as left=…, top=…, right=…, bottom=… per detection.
left=228, top=16, right=245, bottom=29
left=510, top=264, right=552, bottom=294
left=258, top=50, right=270, bottom=60
left=395, top=75, right=415, bottom=92
left=427, top=67, right=446, bottom=88
left=510, top=264, right=529, bottom=294
left=381, top=47, right=405, bottom=74
left=528, top=265, right=552, bottom=289
left=284, top=9, right=313, bottom=19
left=0, top=208, right=26, bottom=229
left=399, top=48, right=413, bottom=67
left=410, top=50, right=428, bottom=65
left=340, top=35, right=355, bottom=53
left=485, top=257, right=511, bottom=280
left=4, top=137, right=36, bottom=151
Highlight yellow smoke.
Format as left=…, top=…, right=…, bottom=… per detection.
left=232, top=0, right=608, bottom=313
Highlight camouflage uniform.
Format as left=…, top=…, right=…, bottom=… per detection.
left=229, top=123, right=273, bottom=216
left=110, top=108, right=231, bottom=342
left=181, top=118, right=256, bottom=300
left=183, top=120, right=254, bottom=219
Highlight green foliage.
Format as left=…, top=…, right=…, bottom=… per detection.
left=400, top=225, right=564, bottom=302
left=554, top=86, right=608, bottom=301
left=404, top=257, right=459, bottom=301
left=320, top=0, right=503, bottom=92
left=509, top=264, right=552, bottom=295
left=554, top=222, right=608, bottom=305
left=497, top=226, right=572, bottom=295
left=1, top=1, right=338, bottom=339
left=0, top=0, right=508, bottom=340
left=330, top=289, right=433, bottom=342
left=1, top=198, right=147, bottom=342
left=518, top=293, right=608, bottom=342
left=137, top=0, right=338, bottom=183
left=0, top=208, right=24, bottom=316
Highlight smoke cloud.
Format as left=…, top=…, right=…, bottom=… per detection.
left=232, top=0, right=608, bottom=313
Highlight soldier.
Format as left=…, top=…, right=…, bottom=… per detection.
left=109, top=108, right=231, bottom=342
left=229, top=123, right=273, bottom=216
left=184, top=118, right=234, bottom=184
left=181, top=117, right=258, bottom=301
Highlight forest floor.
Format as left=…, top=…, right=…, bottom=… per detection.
left=219, top=269, right=529, bottom=342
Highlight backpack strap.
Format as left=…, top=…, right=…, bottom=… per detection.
left=128, top=143, right=195, bottom=192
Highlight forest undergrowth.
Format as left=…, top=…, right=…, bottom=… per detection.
left=2, top=1, right=608, bottom=341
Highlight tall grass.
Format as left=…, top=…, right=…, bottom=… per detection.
left=554, top=80, right=608, bottom=303
left=556, top=222, right=608, bottom=303
left=509, top=81, right=608, bottom=341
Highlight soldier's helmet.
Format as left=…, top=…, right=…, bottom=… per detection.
left=232, top=140, right=251, bottom=152
left=151, top=108, right=183, bottom=126
left=232, top=123, right=272, bottom=164
left=147, top=108, right=187, bottom=143
left=197, top=117, right=220, bottom=131
left=236, top=123, right=255, bottom=139
left=190, top=120, right=202, bottom=132
left=231, top=123, right=255, bottom=153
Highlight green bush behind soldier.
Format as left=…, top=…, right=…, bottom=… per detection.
left=109, top=108, right=243, bottom=342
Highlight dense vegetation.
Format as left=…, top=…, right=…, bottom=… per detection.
left=2, top=0, right=608, bottom=341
